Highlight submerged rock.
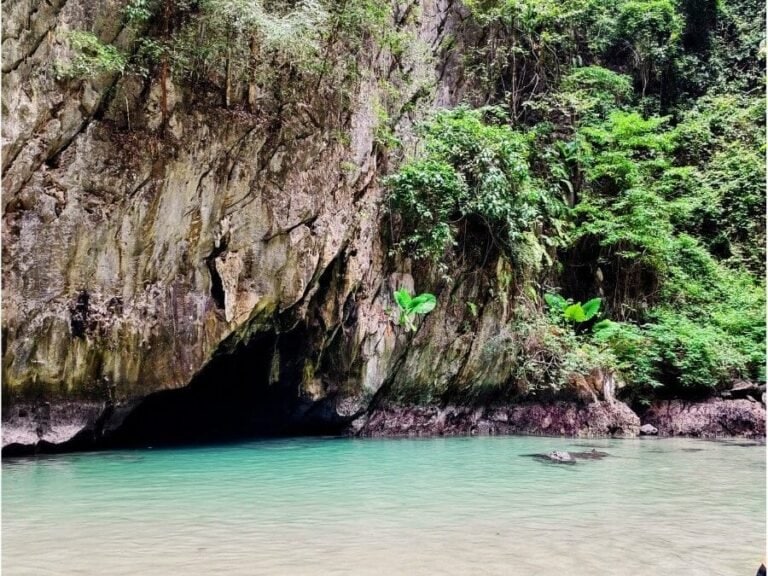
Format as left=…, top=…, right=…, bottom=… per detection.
left=548, top=450, right=574, bottom=463
left=524, top=451, right=577, bottom=465
left=523, top=448, right=609, bottom=465
left=570, top=449, right=610, bottom=460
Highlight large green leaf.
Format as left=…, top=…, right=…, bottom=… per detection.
left=544, top=293, right=567, bottom=311
left=410, top=293, right=437, bottom=314
left=582, top=297, right=602, bottom=320
left=564, top=303, right=587, bottom=322
left=394, top=288, right=412, bottom=311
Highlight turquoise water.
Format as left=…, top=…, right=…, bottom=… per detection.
left=2, top=436, right=765, bottom=575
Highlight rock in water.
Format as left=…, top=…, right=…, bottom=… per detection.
left=548, top=450, right=574, bottom=463
left=571, top=449, right=610, bottom=460
left=639, top=424, right=658, bottom=436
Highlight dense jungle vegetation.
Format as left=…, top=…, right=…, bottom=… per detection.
left=60, top=0, right=765, bottom=407
left=388, top=0, right=765, bottom=406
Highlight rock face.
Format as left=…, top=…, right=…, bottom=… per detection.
left=1, top=0, right=474, bottom=448
left=1, top=402, right=102, bottom=446
left=356, top=400, right=641, bottom=438
left=642, top=399, right=766, bottom=439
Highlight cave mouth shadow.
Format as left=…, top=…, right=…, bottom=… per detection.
left=108, top=330, right=349, bottom=449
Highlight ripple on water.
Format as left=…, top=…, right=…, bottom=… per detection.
left=2, top=436, right=765, bottom=576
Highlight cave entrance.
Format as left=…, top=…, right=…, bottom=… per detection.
left=108, top=328, right=348, bottom=448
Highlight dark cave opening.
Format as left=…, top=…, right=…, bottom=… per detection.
left=106, top=328, right=350, bottom=448
left=206, top=242, right=228, bottom=311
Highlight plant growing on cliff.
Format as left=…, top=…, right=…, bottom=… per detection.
left=54, top=31, right=127, bottom=80
left=544, top=294, right=602, bottom=324
left=394, top=289, right=437, bottom=332
left=386, top=107, right=556, bottom=263
left=614, top=0, right=683, bottom=96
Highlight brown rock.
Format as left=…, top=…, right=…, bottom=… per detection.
left=643, top=399, right=766, bottom=439
left=357, top=400, right=641, bottom=438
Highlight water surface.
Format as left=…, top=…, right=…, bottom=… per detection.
left=3, top=436, right=765, bottom=575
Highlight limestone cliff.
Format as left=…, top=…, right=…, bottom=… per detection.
left=2, top=0, right=502, bottom=447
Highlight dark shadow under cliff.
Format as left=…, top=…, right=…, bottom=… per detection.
left=2, top=326, right=357, bottom=456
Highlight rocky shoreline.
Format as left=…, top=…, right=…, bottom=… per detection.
left=353, top=398, right=766, bottom=440
left=2, top=396, right=764, bottom=457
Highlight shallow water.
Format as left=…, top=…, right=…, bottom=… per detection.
left=2, top=436, right=765, bottom=575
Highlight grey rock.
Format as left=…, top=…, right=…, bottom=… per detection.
left=639, top=423, right=659, bottom=436
left=1, top=0, right=467, bottom=448
left=360, top=401, right=642, bottom=438
left=548, top=450, right=574, bottom=463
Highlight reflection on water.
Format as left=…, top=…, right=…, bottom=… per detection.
left=3, top=436, right=765, bottom=576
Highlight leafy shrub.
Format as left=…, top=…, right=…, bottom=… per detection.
left=463, top=0, right=622, bottom=113
left=387, top=107, right=555, bottom=263
left=672, top=95, right=766, bottom=271
left=544, top=293, right=602, bottom=323
left=613, top=0, right=683, bottom=95
left=559, top=66, right=634, bottom=119
left=394, top=289, right=437, bottom=332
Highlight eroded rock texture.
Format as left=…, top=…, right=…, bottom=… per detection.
left=642, top=400, right=766, bottom=440
left=357, top=401, right=641, bottom=438
left=3, top=0, right=490, bottom=448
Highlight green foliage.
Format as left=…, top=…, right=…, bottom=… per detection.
left=564, top=91, right=765, bottom=394
left=67, top=0, right=406, bottom=110
left=373, top=104, right=401, bottom=152
left=558, top=66, right=634, bottom=119
left=328, top=0, right=393, bottom=47
left=545, top=294, right=602, bottom=323
left=123, top=0, right=155, bottom=25
left=168, top=0, right=331, bottom=90
left=676, top=0, right=766, bottom=96
left=671, top=95, right=766, bottom=272
left=614, top=0, right=683, bottom=95
left=55, top=31, right=127, bottom=80
left=394, top=289, right=437, bottom=332
left=543, top=293, right=565, bottom=309
left=463, top=0, right=622, bottom=115
left=387, top=107, right=557, bottom=263
left=387, top=0, right=766, bottom=404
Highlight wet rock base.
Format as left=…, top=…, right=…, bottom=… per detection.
left=355, top=399, right=766, bottom=440
left=355, top=401, right=641, bottom=438
left=3, top=397, right=764, bottom=457
left=643, top=399, right=766, bottom=440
